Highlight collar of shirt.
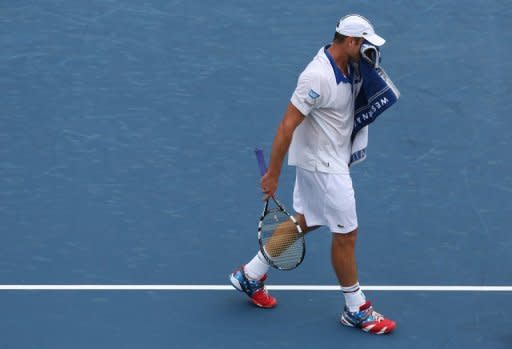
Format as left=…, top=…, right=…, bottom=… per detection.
left=323, top=44, right=353, bottom=85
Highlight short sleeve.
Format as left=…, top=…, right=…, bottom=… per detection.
left=290, top=70, right=327, bottom=116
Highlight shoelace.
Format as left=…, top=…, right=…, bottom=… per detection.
left=245, top=278, right=264, bottom=295
left=259, top=287, right=269, bottom=296
left=368, top=309, right=384, bottom=322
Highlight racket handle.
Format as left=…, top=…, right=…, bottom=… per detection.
left=254, top=148, right=268, bottom=177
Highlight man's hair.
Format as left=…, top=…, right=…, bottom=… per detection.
left=333, top=32, right=348, bottom=43
left=333, top=32, right=363, bottom=44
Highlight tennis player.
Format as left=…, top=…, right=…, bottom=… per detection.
left=230, top=14, right=396, bottom=335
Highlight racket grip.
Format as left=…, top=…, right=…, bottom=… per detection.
left=254, top=148, right=268, bottom=177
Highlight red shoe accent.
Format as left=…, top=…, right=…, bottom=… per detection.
left=359, top=301, right=372, bottom=311
left=359, top=301, right=395, bottom=334
left=361, top=318, right=396, bottom=334
left=250, top=288, right=277, bottom=308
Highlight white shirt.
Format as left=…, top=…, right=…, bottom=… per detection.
left=288, top=45, right=362, bottom=174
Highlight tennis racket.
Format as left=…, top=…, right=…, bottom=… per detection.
left=255, top=148, right=305, bottom=270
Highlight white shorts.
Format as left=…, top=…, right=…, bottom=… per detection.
left=293, top=167, right=358, bottom=234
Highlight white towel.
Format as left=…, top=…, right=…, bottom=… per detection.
left=350, top=125, right=368, bottom=166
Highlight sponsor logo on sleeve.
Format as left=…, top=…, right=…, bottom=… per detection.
left=304, top=89, right=320, bottom=106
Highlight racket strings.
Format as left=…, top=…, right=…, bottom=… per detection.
left=260, top=212, right=304, bottom=270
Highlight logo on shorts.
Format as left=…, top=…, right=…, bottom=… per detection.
left=337, top=224, right=345, bottom=229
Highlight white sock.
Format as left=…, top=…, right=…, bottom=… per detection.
left=244, top=251, right=270, bottom=280
left=342, top=282, right=366, bottom=312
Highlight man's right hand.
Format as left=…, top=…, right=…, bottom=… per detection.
left=261, top=171, right=279, bottom=200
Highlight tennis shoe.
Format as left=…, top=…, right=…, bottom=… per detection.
left=229, top=266, right=277, bottom=308
left=340, top=301, right=396, bottom=334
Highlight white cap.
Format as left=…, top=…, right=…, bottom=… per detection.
left=336, top=14, right=386, bottom=46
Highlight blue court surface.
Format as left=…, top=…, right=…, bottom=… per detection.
left=1, top=0, right=512, bottom=348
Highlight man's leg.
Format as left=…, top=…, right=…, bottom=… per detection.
left=245, top=213, right=317, bottom=279
left=230, top=213, right=317, bottom=308
left=331, top=229, right=367, bottom=312
left=333, top=229, right=396, bottom=334
left=331, top=229, right=359, bottom=287
left=295, top=213, right=319, bottom=235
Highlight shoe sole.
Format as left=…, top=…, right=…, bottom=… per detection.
left=251, top=300, right=275, bottom=308
left=340, top=316, right=355, bottom=327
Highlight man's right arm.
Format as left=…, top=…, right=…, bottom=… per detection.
left=261, top=103, right=305, bottom=199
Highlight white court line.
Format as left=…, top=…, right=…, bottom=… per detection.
left=0, top=285, right=511, bottom=291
